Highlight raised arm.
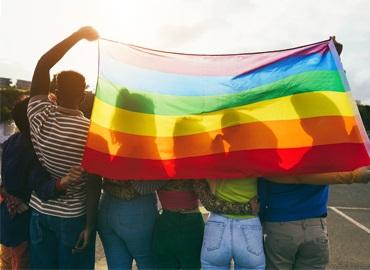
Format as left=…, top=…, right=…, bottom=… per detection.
left=268, top=166, right=370, bottom=185
left=30, top=26, right=99, bottom=97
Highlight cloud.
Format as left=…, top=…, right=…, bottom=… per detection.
left=158, top=18, right=230, bottom=47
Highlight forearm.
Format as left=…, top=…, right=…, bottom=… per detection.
left=30, top=32, right=82, bottom=97
left=194, top=180, right=251, bottom=215
left=40, top=33, right=81, bottom=69
left=85, top=174, right=102, bottom=230
left=29, top=164, right=65, bottom=201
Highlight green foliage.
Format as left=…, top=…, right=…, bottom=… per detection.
left=0, top=87, right=30, bottom=122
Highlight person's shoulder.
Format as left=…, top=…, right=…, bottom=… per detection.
left=28, top=95, right=56, bottom=121
left=29, top=95, right=51, bottom=103
left=28, top=95, right=56, bottom=110
left=3, top=133, right=21, bottom=148
left=1, top=133, right=33, bottom=163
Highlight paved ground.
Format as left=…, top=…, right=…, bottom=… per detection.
left=327, top=183, right=370, bottom=269
left=95, top=183, right=370, bottom=269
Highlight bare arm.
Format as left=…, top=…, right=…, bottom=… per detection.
left=30, top=26, right=99, bottom=97
left=85, top=174, right=102, bottom=229
left=269, top=166, right=370, bottom=185
left=30, top=163, right=84, bottom=201
left=73, top=173, right=102, bottom=253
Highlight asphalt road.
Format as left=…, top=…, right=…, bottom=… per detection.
left=327, top=183, right=370, bottom=269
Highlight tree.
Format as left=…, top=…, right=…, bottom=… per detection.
left=358, top=104, right=370, bottom=132
left=0, top=87, right=29, bottom=122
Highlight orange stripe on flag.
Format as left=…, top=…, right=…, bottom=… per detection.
left=86, top=116, right=363, bottom=160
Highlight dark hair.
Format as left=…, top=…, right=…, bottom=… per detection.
left=56, top=70, right=86, bottom=106
left=11, top=97, right=30, bottom=135
left=79, top=91, right=95, bottom=119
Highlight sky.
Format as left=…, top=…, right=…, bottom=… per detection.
left=0, top=0, right=370, bottom=104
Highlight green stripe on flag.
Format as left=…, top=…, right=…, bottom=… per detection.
left=96, top=70, right=345, bottom=115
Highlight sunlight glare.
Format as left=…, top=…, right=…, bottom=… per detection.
left=98, top=0, right=154, bottom=44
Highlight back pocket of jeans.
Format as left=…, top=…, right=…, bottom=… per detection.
left=241, top=224, right=263, bottom=256
left=203, top=221, right=225, bottom=251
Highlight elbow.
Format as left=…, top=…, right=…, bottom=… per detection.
left=36, top=55, right=52, bottom=70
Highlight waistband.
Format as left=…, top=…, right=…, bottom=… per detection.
left=158, top=190, right=198, bottom=210
left=263, top=217, right=327, bottom=228
left=208, top=212, right=261, bottom=224
left=160, top=208, right=200, bottom=214
left=102, top=180, right=139, bottom=201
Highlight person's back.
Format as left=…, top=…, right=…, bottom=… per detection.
left=258, top=180, right=328, bottom=222
left=0, top=97, right=60, bottom=270
left=0, top=131, right=33, bottom=270
left=27, top=96, right=90, bottom=216
left=27, top=26, right=100, bottom=269
left=1, top=132, right=34, bottom=204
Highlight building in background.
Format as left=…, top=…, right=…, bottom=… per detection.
left=16, top=79, right=31, bottom=90
left=0, top=77, right=12, bottom=89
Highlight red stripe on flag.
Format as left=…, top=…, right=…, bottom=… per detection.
left=82, top=143, right=370, bottom=180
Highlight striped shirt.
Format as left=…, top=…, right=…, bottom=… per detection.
left=27, top=96, right=90, bottom=218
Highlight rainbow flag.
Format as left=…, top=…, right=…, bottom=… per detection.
left=82, top=39, right=370, bottom=180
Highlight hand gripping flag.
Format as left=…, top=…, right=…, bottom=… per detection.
left=82, top=38, right=370, bottom=180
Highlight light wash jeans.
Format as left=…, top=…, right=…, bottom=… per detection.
left=98, top=192, right=157, bottom=270
left=201, top=213, right=265, bottom=270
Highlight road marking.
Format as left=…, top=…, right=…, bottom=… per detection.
left=329, top=206, right=370, bottom=234
left=329, top=206, right=370, bottom=211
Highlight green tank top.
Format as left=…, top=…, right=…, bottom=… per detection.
left=215, top=178, right=257, bottom=219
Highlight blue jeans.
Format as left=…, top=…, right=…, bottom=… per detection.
left=29, top=210, right=96, bottom=269
left=201, top=213, right=265, bottom=270
left=98, top=192, right=157, bottom=270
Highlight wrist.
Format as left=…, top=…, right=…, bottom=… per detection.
left=56, top=178, right=68, bottom=191
left=70, top=31, right=84, bottom=42
left=244, top=202, right=251, bottom=214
